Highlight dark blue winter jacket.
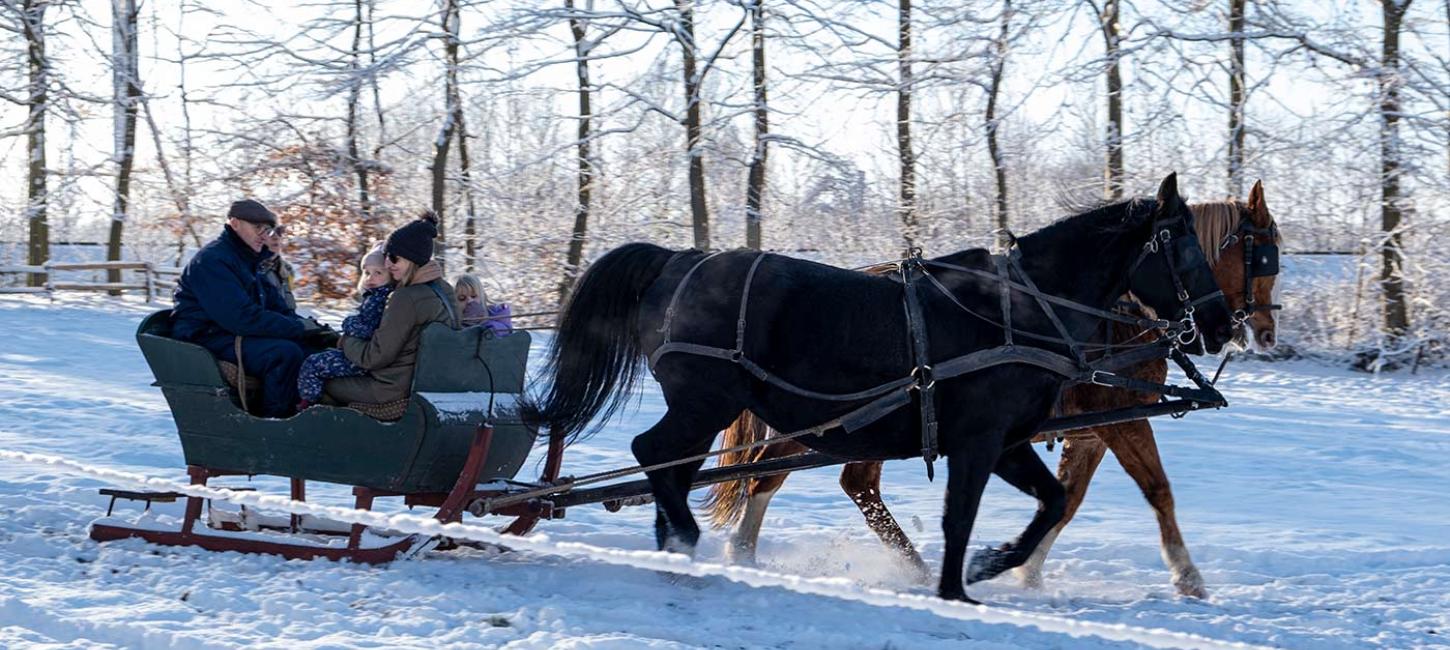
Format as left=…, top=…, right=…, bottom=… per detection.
left=171, top=225, right=304, bottom=342
left=341, top=285, right=392, bottom=340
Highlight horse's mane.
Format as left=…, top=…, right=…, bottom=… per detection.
left=1189, top=200, right=1282, bottom=266
left=1026, top=197, right=1153, bottom=245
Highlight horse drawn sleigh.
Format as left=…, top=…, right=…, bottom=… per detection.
left=91, top=174, right=1278, bottom=604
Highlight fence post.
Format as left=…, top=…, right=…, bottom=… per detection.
left=43, top=263, right=54, bottom=303
left=144, top=262, right=156, bottom=303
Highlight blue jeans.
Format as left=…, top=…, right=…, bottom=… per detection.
left=195, top=333, right=304, bottom=418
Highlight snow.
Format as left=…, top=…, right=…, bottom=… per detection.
left=416, top=392, right=521, bottom=424
left=1, top=294, right=1448, bottom=649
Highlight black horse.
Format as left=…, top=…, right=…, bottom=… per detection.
left=527, top=173, right=1233, bottom=602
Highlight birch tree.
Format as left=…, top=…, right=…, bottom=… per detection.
left=0, top=0, right=53, bottom=286
left=107, top=0, right=140, bottom=289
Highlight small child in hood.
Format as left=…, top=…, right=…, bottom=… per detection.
left=296, top=244, right=393, bottom=409
left=455, top=274, right=512, bottom=337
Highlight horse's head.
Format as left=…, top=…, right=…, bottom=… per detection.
left=1210, top=180, right=1281, bottom=351
left=1126, top=173, right=1235, bottom=355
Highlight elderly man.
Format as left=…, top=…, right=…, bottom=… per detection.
left=172, top=199, right=308, bottom=417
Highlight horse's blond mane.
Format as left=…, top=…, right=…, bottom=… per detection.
left=1189, top=199, right=1282, bottom=266
left=1189, top=201, right=1241, bottom=266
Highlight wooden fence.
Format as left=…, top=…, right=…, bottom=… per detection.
left=0, top=261, right=182, bottom=303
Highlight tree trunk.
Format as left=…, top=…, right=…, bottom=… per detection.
left=108, top=0, right=141, bottom=293
left=560, top=0, right=594, bottom=303
left=1379, top=0, right=1411, bottom=341
left=744, top=0, right=768, bottom=251
left=985, top=0, right=1010, bottom=248
left=1100, top=0, right=1124, bottom=201
left=23, top=0, right=49, bottom=287
left=368, top=0, right=387, bottom=157
left=1227, top=0, right=1246, bottom=198
left=456, top=109, right=478, bottom=271
left=677, top=0, right=711, bottom=250
left=348, top=0, right=374, bottom=227
left=897, top=0, right=918, bottom=249
left=430, top=0, right=461, bottom=262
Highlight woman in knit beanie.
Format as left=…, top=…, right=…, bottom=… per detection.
left=320, top=210, right=458, bottom=408
left=383, top=211, right=439, bottom=284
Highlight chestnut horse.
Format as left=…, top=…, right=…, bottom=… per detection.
left=705, top=181, right=1281, bottom=598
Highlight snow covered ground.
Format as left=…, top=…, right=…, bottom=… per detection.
left=1, top=295, right=1447, bottom=649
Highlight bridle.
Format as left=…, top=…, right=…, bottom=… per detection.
left=1127, top=212, right=1226, bottom=348
left=1218, top=217, right=1282, bottom=328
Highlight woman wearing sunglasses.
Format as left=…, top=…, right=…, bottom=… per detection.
left=320, top=211, right=459, bottom=408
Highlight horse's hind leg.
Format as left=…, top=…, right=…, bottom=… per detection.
left=967, top=442, right=1067, bottom=585
left=632, top=407, right=738, bottom=556
left=729, top=454, right=791, bottom=565
left=1105, top=420, right=1207, bottom=598
left=1014, top=434, right=1108, bottom=589
left=840, top=461, right=929, bottom=580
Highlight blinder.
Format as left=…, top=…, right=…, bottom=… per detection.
left=1249, top=241, right=1279, bottom=278
left=1223, top=220, right=1282, bottom=321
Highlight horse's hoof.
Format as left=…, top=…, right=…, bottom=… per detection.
left=938, top=590, right=982, bottom=605
left=966, top=546, right=1015, bottom=584
left=1014, top=565, right=1044, bottom=590
left=1173, top=569, right=1208, bottom=599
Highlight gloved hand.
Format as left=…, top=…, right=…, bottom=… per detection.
left=299, top=318, right=340, bottom=349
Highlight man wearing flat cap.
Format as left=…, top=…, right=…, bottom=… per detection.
left=171, top=199, right=309, bottom=417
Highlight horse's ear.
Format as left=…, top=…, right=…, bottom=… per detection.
left=1155, top=172, right=1180, bottom=209
left=1247, top=179, right=1271, bottom=227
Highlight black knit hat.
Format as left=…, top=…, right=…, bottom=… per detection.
left=385, top=211, right=439, bottom=266
left=227, top=199, right=277, bottom=226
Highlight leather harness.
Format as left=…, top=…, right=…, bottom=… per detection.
left=646, top=220, right=1228, bottom=480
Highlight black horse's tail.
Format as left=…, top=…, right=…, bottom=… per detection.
left=523, top=243, right=678, bottom=444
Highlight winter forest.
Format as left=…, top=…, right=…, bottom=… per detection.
left=1, top=0, right=1447, bottom=368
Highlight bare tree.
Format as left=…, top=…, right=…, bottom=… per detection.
left=107, top=0, right=141, bottom=291
left=560, top=0, right=598, bottom=300
left=1087, top=0, right=1123, bottom=201
left=896, top=0, right=918, bottom=248
left=347, top=0, right=375, bottom=224
left=1226, top=0, right=1246, bottom=197
left=984, top=0, right=1011, bottom=247
left=676, top=0, right=710, bottom=249
left=1378, top=0, right=1412, bottom=341
left=431, top=0, right=462, bottom=259
left=1, top=0, right=53, bottom=286
left=744, top=0, right=768, bottom=250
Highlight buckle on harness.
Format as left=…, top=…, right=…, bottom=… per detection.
left=1089, top=370, right=1115, bottom=387
left=910, top=364, right=936, bottom=391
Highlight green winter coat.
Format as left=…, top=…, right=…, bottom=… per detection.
left=323, top=261, right=457, bottom=405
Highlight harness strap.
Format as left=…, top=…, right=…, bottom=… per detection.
left=736, top=253, right=768, bottom=352
left=922, top=259, right=1170, bottom=330
left=994, top=255, right=1014, bottom=347
left=1008, top=253, right=1088, bottom=369
left=658, top=251, right=726, bottom=342
left=900, top=258, right=939, bottom=480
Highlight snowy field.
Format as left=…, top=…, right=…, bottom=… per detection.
left=1, top=295, right=1448, bottom=649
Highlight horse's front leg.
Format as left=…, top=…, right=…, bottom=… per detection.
left=1103, top=420, right=1207, bottom=598
left=1015, top=434, right=1108, bottom=589
left=967, top=442, right=1067, bottom=584
left=939, top=446, right=998, bottom=602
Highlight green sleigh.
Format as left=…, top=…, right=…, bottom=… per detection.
left=89, top=309, right=563, bottom=563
